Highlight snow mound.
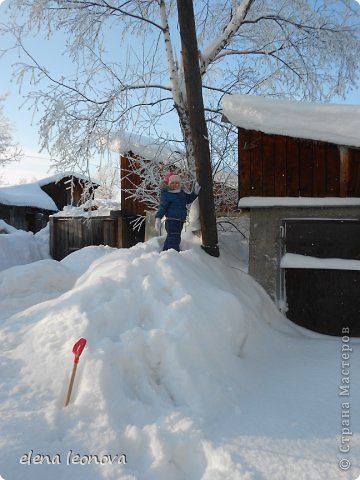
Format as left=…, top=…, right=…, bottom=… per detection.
left=0, top=235, right=359, bottom=480
left=0, top=224, right=50, bottom=272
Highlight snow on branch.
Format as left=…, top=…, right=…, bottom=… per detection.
left=200, top=0, right=255, bottom=75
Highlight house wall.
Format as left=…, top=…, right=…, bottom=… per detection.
left=41, top=177, right=95, bottom=210
left=248, top=206, right=360, bottom=302
left=0, top=204, right=53, bottom=233
left=120, top=153, right=151, bottom=216
left=238, top=128, right=360, bottom=198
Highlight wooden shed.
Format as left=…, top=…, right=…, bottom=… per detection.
left=0, top=173, right=99, bottom=233
left=107, top=131, right=188, bottom=244
left=39, top=172, right=99, bottom=210
left=0, top=182, right=58, bottom=233
left=222, top=94, right=360, bottom=336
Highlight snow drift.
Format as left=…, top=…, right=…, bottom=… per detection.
left=0, top=221, right=50, bottom=272
left=0, top=231, right=359, bottom=480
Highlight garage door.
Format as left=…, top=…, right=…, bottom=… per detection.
left=280, top=219, right=360, bottom=336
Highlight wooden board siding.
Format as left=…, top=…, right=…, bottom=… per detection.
left=249, top=130, right=263, bottom=196
left=298, top=139, right=313, bottom=196
left=312, top=142, right=326, bottom=196
left=262, top=133, right=275, bottom=196
left=238, top=129, right=252, bottom=197
left=238, top=128, right=360, bottom=198
left=41, top=177, right=94, bottom=210
left=120, top=153, right=149, bottom=216
left=349, top=148, right=360, bottom=196
left=0, top=204, right=53, bottom=233
left=49, top=211, right=145, bottom=261
left=286, top=137, right=299, bottom=196
left=325, top=144, right=340, bottom=196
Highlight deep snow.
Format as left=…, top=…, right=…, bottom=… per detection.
left=0, top=221, right=50, bottom=272
left=0, top=227, right=359, bottom=480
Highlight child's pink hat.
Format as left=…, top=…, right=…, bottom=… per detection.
left=165, top=173, right=181, bottom=185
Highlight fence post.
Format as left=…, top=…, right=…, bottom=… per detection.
left=49, top=215, right=55, bottom=259
left=110, top=210, right=124, bottom=248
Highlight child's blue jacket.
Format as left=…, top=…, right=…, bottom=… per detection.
left=155, top=188, right=197, bottom=221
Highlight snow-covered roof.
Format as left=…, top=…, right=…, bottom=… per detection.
left=37, top=171, right=99, bottom=187
left=107, top=131, right=184, bottom=162
left=0, top=172, right=99, bottom=211
left=222, top=94, right=360, bottom=148
left=0, top=182, right=58, bottom=211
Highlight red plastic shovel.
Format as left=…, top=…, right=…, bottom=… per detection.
left=64, top=338, right=87, bottom=407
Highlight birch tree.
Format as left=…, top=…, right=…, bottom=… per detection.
left=2, top=0, right=360, bottom=198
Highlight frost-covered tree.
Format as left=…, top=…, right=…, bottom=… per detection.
left=0, top=96, right=22, bottom=170
left=2, top=0, right=360, bottom=195
left=95, top=162, right=121, bottom=200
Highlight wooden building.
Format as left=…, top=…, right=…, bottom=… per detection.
left=0, top=173, right=98, bottom=233
left=49, top=153, right=152, bottom=260
left=39, top=173, right=98, bottom=210
left=222, top=94, right=360, bottom=336
left=113, top=132, right=187, bottom=245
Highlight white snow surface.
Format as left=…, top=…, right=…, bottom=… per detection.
left=54, top=199, right=122, bottom=217
left=0, top=229, right=359, bottom=480
left=107, top=131, right=184, bottom=162
left=37, top=171, right=98, bottom=187
left=239, top=196, right=360, bottom=207
left=222, top=94, right=360, bottom=148
left=0, top=222, right=50, bottom=272
left=281, top=253, right=360, bottom=271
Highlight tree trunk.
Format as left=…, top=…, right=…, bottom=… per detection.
left=176, top=0, right=219, bottom=257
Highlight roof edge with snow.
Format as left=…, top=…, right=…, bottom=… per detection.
left=106, top=131, right=185, bottom=163
left=222, top=94, right=360, bottom=148
left=38, top=171, right=99, bottom=187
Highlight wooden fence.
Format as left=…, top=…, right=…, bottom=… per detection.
left=49, top=211, right=145, bottom=261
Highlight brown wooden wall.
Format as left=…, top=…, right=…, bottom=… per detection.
left=238, top=128, right=360, bottom=198
left=120, top=153, right=150, bottom=216
left=0, top=204, right=53, bottom=233
left=41, top=177, right=97, bottom=210
left=49, top=215, right=118, bottom=260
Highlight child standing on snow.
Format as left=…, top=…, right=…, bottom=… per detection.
left=155, top=173, right=200, bottom=252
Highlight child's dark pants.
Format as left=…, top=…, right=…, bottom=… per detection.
left=163, top=219, right=184, bottom=252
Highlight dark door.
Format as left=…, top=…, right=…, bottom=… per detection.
left=281, top=219, right=360, bottom=336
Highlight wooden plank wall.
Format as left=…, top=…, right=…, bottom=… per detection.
left=238, top=128, right=360, bottom=198
left=120, top=153, right=149, bottom=216
left=50, top=215, right=120, bottom=261
left=41, top=177, right=97, bottom=210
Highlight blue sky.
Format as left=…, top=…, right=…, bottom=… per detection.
left=0, top=0, right=75, bottom=183
left=1, top=0, right=360, bottom=185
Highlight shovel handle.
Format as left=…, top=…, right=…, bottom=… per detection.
left=64, top=363, right=78, bottom=407
left=64, top=338, right=87, bottom=407
left=72, top=338, right=87, bottom=364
